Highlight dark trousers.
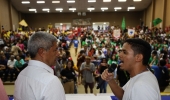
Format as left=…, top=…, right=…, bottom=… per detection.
left=99, top=81, right=107, bottom=93
left=84, top=82, right=94, bottom=93
left=8, top=68, right=15, bottom=81
left=15, top=68, right=23, bottom=79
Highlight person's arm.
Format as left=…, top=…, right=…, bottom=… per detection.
left=101, top=69, right=124, bottom=100
left=11, top=46, right=14, bottom=54
left=17, top=46, right=22, bottom=52
left=80, top=63, right=86, bottom=73
left=0, top=79, right=8, bottom=100
left=85, top=66, right=94, bottom=73
left=20, top=59, right=25, bottom=65
left=77, top=55, right=82, bottom=60
left=0, top=65, right=5, bottom=70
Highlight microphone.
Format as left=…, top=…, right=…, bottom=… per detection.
left=96, top=63, right=117, bottom=89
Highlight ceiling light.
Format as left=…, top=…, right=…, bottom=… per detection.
left=104, top=22, right=106, bottom=24
left=69, top=8, right=76, bottom=10
left=21, top=1, right=30, bottom=4
left=29, top=9, right=36, bottom=11
left=102, top=10, right=104, bottom=11
left=56, top=8, right=63, bottom=11
left=60, top=23, right=63, bottom=25
left=88, top=0, right=96, bottom=2
left=118, top=0, right=126, bottom=2
left=47, top=11, right=50, bottom=13
left=67, top=0, right=75, bottom=3
left=93, top=23, right=95, bottom=24
left=87, top=8, right=95, bottom=10
left=114, top=7, right=122, bottom=9
left=42, top=8, right=50, bottom=11
left=52, top=1, right=60, bottom=3
left=128, top=7, right=135, bottom=9
left=37, top=1, right=45, bottom=3
left=103, top=0, right=111, bottom=2
left=101, top=7, right=108, bottom=10
left=133, top=0, right=141, bottom=1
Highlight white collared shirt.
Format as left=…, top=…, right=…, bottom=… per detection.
left=14, top=60, right=66, bottom=100
left=7, top=59, right=16, bottom=68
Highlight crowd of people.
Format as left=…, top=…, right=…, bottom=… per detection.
left=0, top=25, right=170, bottom=100
left=0, top=29, right=72, bottom=82
left=74, top=26, right=170, bottom=94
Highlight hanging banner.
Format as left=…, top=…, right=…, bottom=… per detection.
left=128, top=29, right=135, bottom=38
left=113, top=29, right=121, bottom=38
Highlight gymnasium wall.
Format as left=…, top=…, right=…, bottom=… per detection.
left=144, top=0, right=170, bottom=29
left=165, top=0, right=170, bottom=27
left=11, top=5, right=20, bottom=31
left=0, top=0, right=10, bottom=30
left=22, top=12, right=143, bottom=29
left=0, top=0, right=20, bottom=31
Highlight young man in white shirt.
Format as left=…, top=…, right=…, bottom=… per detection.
left=101, top=38, right=161, bottom=100
left=7, top=55, right=16, bottom=82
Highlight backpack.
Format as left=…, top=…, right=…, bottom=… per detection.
left=158, top=67, right=169, bottom=87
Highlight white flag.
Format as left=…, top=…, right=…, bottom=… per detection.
left=113, top=29, right=121, bottom=38
left=128, top=29, right=135, bottom=37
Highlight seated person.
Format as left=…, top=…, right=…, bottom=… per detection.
left=151, top=59, right=170, bottom=92
left=7, top=55, right=16, bottom=82
left=14, top=55, right=25, bottom=79
left=0, top=55, right=7, bottom=82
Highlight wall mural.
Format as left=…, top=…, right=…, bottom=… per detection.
left=72, top=18, right=91, bottom=26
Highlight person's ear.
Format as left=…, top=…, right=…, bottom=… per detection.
left=38, top=48, right=45, bottom=57
left=135, top=54, right=143, bottom=62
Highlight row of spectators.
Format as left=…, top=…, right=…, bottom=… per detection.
left=0, top=29, right=73, bottom=82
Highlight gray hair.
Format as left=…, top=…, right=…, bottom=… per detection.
left=28, top=32, right=57, bottom=58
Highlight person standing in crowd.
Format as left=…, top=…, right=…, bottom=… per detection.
left=149, top=51, right=158, bottom=66
left=14, top=32, right=66, bottom=100
left=98, top=58, right=109, bottom=93
left=101, top=39, right=161, bottom=100
left=0, top=78, right=8, bottom=100
left=80, top=56, right=95, bottom=93
left=60, top=60, right=77, bottom=94
left=77, top=50, right=86, bottom=84
left=73, top=37, right=79, bottom=56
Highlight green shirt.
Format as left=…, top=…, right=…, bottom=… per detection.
left=15, top=59, right=25, bottom=68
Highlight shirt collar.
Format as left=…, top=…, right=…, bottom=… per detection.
left=28, top=60, right=54, bottom=74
